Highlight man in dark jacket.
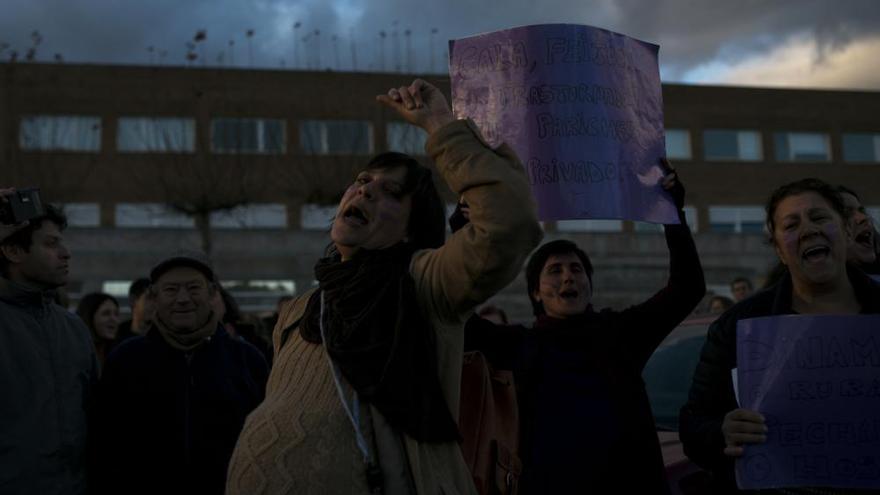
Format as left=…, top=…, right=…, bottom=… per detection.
left=0, top=198, right=97, bottom=495
left=464, top=165, right=705, bottom=493
left=92, top=252, right=268, bottom=495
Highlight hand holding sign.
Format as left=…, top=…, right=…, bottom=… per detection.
left=659, top=158, right=685, bottom=211
left=377, top=79, right=454, bottom=135
left=722, top=408, right=767, bottom=457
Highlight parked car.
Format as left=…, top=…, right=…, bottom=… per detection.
left=643, top=316, right=716, bottom=495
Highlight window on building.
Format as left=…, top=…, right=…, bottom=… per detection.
left=634, top=206, right=698, bottom=233
left=708, top=206, right=765, bottom=233
left=664, top=129, right=691, bottom=160
left=19, top=115, right=101, bottom=151
left=115, top=203, right=194, bottom=228
left=61, top=203, right=101, bottom=227
left=774, top=132, right=830, bottom=162
left=300, top=204, right=338, bottom=230
left=387, top=122, right=427, bottom=155
left=842, top=133, right=880, bottom=163
left=300, top=120, right=373, bottom=154
left=703, top=129, right=762, bottom=161
left=118, top=117, right=196, bottom=152
left=211, top=118, right=285, bottom=153
left=556, top=219, right=623, bottom=233
left=210, top=204, right=287, bottom=229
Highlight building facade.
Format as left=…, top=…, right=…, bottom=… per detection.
left=2, top=63, right=878, bottom=320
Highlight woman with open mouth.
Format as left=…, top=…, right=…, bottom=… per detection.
left=680, top=177, right=880, bottom=494
left=838, top=185, right=880, bottom=276
left=226, top=79, right=543, bottom=495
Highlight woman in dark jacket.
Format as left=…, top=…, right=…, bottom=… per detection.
left=679, top=178, right=880, bottom=494
left=465, top=163, right=705, bottom=493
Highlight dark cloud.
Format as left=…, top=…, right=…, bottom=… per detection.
left=0, top=0, right=877, bottom=87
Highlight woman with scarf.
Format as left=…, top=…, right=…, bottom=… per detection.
left=226, top=79, right=543, bottom=495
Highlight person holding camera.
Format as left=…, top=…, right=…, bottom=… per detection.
left=0, top=188, right=98, bottom=495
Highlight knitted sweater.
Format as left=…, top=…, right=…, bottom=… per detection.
left=226, top=119, right=543, bottom=495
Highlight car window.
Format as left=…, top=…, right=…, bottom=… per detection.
left=643, top=326, right=708, bottom=431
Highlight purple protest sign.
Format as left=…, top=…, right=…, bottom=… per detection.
left=449, top=24, right=678, bottom=223
left=736, top=315, right=880, bottom=490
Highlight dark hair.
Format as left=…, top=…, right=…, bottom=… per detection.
left=730, top=277, right=752, bottom=290
left=217, top=286, right=241, bottom=325
left=0, top=204, right=67, bottom=276
left=709, top=295, right=734, bottom=312
left=835, top=185, right=859, bottom=201
left=76, top=292, right=119, bottom=337
left=363, top=152, right=446, bottom=250
left=128, top=277, right=151, bottom=302
left=764, top=178, right=846, bottom=244
left=525, top=239, right=594, bottom=316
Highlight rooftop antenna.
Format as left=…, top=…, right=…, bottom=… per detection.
left=194, top=30, right=207, bottom=66
left=378, top=31, right=387, bottom=71
left=292, top=21, right=301, bottom=68
left=349, top=28, right=358, bottom=71
left=404, top=29, right=412, bottom=73
left=391, top=21, right=400, bottom=72
left=430, top=28, right=438, bottom=73
left=314, top=30, right=321, bottom=69
left=246, top=29, right=255, bottom=67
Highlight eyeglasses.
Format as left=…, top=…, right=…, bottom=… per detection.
left=157, top=282, right=209, bottom=299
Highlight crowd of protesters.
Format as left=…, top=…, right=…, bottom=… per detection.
left=1, top=78, right=879, bottom=495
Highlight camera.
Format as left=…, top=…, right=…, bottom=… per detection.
left=0, top=188, right=45, bottom=225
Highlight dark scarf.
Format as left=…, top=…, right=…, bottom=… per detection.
left=300, top=243, right=460, bottom=443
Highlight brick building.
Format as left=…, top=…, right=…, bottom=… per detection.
left=1, top=62, right=878, bottom=320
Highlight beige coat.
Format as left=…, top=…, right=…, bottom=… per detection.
left=226, top=119, right=542, bottom=495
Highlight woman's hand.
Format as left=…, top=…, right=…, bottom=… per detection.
left=376, top=79, right=454, bottom=135
left=722, top=408, right=767, bottom=457
left=659, top=158, right=685, bottom=210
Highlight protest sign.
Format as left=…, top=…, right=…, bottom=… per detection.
left=736, top=315, right=880, bottom=490
left=449, top=24, right=678, bottom=223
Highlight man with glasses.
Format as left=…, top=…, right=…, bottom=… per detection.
left=91, top=252, right=268, bottom=495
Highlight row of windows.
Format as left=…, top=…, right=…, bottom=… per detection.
left=18, top=116, right=427, bottom=155
left=63, top=203, right=880, bottom=233
left=665, top=129, right=880, bottom=163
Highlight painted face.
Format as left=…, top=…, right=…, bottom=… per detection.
left=153, top=267, right=214, bottom=332
left=731, top=281, right=752, bottom=302
left=3, top=221, right=71, bottom=289
left=331, top=166, right=412, bottom=260
left=840, top=192, right=877, bottom=265
left=772, top=192, right=849, bottom=289
left=533, top=252, right=592, bottom=319
left=93, top=299, right=120, bottom=341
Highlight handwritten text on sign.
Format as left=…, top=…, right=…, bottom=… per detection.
left=450, top=24, right=678, bottom=223
left=736, top=315, right=880, bottom=490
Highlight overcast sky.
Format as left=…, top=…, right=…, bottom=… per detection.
left=1, top=0, right=878, bottom=90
